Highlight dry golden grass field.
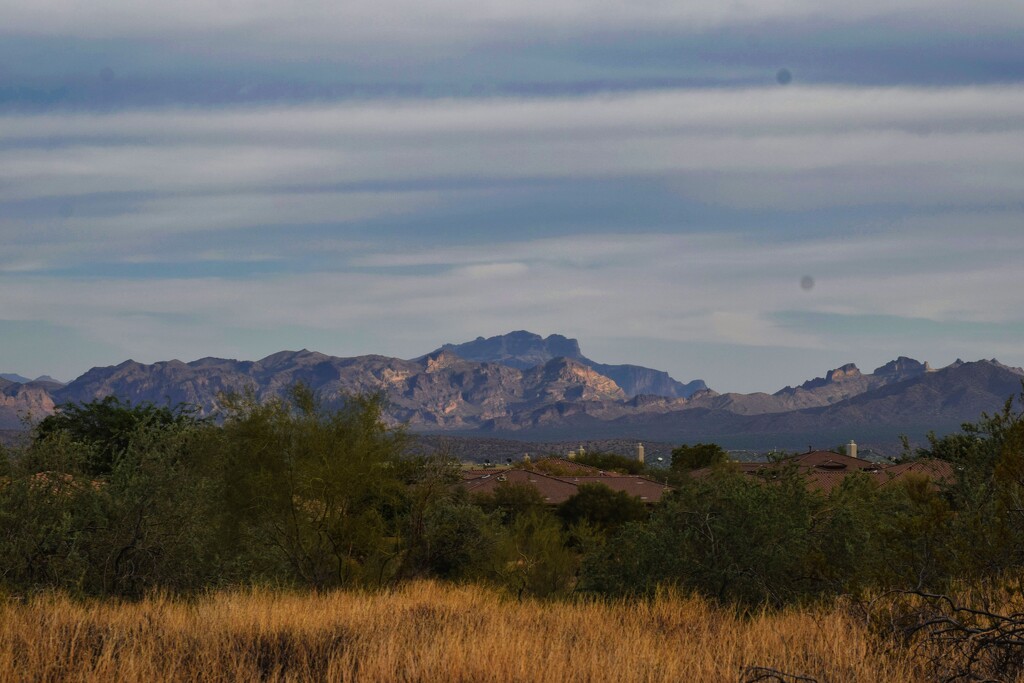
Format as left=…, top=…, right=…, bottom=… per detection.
left=1, top=581, right=1019, bottom=682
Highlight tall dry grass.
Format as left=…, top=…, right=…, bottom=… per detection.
left=0, top=581, right=941, bottom=682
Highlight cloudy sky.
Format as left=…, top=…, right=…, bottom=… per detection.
left=2, top=0, right=1023, bottom=392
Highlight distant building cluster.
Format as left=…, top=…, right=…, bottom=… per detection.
left=692, top=446, right=954, bottom=493
left=461, top=440, right=954, bottom=505
left=462, top=456, right=671, bottom=505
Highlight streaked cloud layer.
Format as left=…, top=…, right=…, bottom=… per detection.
left=1, top=1, right=1022, bottom=391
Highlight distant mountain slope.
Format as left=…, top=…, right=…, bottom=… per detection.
left=514, top=360, right=1024, bottom=451
left=1, top=373, right=64, bottom=386
left=686, top=356, right=936, bottom=415
left=3, top=335, right=1022, bottom=453
left=434, top=330, right=707, bottom=398
left=53, top=349, right=631, bottom=430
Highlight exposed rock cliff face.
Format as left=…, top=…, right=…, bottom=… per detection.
left=522, top=358, right=626, bottom=403
left=3, top=334, right=1021, bottom=451
left=434, top=330, right=707, bottom=398
left=874, top=356, right=932, bottom=380
left=0, top=380, right=56, bottom=429
left=793, top=362, right=861, bottom=391
left=50, top=349, right=630, bottom=430
left=588, top=362, right=707, bottom=400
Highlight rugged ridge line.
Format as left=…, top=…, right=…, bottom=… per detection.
left=434, top=330, right=708, bottom=398
left=3, top=334, right=1023, bottom=451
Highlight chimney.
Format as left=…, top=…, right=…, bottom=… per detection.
left=637, top=442, right=645, bottom=464
left=848, top=440, right=858, bottom=459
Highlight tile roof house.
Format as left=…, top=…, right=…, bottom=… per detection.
left=462, top=458, right=673, bottom=505
left=691, top=448, right=954, bottom=494
left=875, top=459, right=955, bottom=487
left=562, top=476, right=668, bottom=503
left=463, top=468, right=581, bottom=505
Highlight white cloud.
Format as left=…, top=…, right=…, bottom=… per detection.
left=5, top=86, right=1024, bottom=143
left=1, top=0, right=1020, bottom=58
left=1, top=86, right=1022, bottom=215
left=17, top=190, right=441, bottom=236
left=2, top=84, right=1023, bottom=388
left=3, top=226, right=1022, bottom=364
left=455, top=262, right=530, bottom=279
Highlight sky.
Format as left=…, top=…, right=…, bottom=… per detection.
left=2, top=1, right=1024, bottom=393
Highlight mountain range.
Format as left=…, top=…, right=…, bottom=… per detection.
left=435, top=331, right=707, bottom=399
left=3, top=331, right=1022, bottom=453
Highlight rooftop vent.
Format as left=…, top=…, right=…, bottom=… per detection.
left=817, top=460, right=847, bottom=470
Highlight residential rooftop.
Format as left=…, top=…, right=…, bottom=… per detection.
left=691, top=448, right=954, bottom=493
left=462, top=457, right=673, bottom=504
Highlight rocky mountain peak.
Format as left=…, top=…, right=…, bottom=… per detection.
left=797, top=363, right=862, bottom=391
left=4, top=342, right=1024, bottom=450
left=435, top=330, right=584, bottom=370
left=434, top=330, right=706, bottom=398
left=257, top=349, right=330, bottom=370
left=873, top=356, right=930, bottom=380
left=984, top=359, right=1024, bottom=375
left=536, top=333, right=583, bottom=359
left=826, top=363, right=862, bottom=382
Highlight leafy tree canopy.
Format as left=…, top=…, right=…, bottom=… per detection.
left=557, top=483, right=647, bottom=531
left=472, top=481, right=547, bottom=525
left=670, top=442, right=727, bottom=471
left=574, top=451, right=645, bottom=474
left=34, top=396, right=202, bottom=475
left=215, top=385, right=408, bottom=588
